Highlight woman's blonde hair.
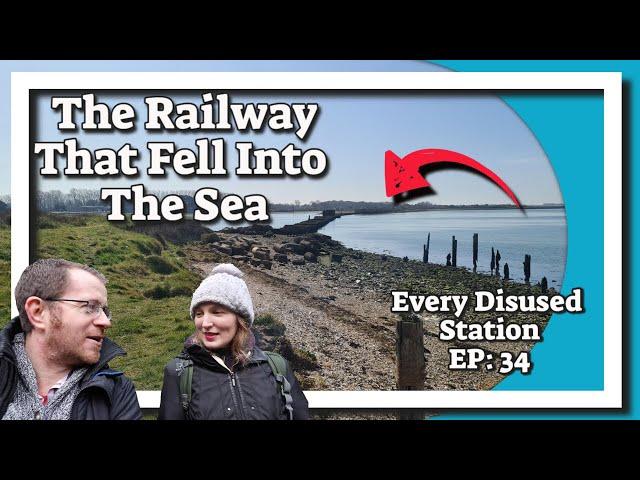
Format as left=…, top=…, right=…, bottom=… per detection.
left=230, top=315, right=251, bottom=366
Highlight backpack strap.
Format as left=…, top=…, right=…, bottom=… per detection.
left=175, top=354, right=193, bottom=414
left=264, top=351, right=294, bottom=420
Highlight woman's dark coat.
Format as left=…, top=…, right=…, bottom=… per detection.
left=158, top=336, right=309, bottom=420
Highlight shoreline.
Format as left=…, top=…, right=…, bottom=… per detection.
left=185, top=228, right=554, bottom=393
left=218, top=215, right=564, bottom=286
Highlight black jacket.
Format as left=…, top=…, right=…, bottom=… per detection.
left=158, top=339, right=310, bottom=420
left=0, top=317, right=143, bottom=420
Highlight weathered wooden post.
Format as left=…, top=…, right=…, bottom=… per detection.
left=396, top=311, right=426, bottom=420
left=490, top=247, right=495, bottom=275
left=495, top=250, right=501, bottom=276
left=446, top=253, right=451, bottom=266
left=396, top=312, right=425, bottom=390
left=472, top=233, right=478, bottom=272
left=504, top=263, right=509, bottom=280
left=423, top=232, right=430, bottom=263
left=451, top=236, right=457, bottom=267
left=540, top=276, right=548, bottom=293
left=524, top=254, right=531, bottom=283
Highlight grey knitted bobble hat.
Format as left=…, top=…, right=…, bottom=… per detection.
left=190, top=263, right=255, bottom=325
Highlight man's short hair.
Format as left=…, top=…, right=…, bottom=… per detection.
left=15, top=258, right=107, bottom=333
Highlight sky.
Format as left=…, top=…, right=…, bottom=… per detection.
left=1, top=60, right=568, bottom=205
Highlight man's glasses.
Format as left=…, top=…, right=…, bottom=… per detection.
left=44, top=298, right=111, bottom=321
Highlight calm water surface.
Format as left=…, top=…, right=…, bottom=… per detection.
left=318, top=208, right=566, bottom=286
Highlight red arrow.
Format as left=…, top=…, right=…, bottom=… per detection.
left=385, top=148, right=521, bottom=207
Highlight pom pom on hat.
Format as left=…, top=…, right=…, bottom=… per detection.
left=190, top=263, right=255, bottom=325
left=210, top=263, right=244, bottom=278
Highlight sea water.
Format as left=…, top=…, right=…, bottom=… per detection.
left=318, top=208, right=566, bottom=286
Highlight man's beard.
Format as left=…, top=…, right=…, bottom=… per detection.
left=45, top=310, right=99, bottom=368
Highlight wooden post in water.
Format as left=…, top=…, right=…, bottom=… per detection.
left=491, top=247, right=495, bottom=275
left=540, top=276, right=548, bottom=293
left=452, top=236, right=457, bottom=267
left=504, top=263, right=509, bottom=280
left=396, top=312, right=425, bottom=391
left=524, top=254, right=531, bottom=283
left=423, top=233, right=430, bottom=263
left=495, top=250, right=501, bottom=277
left=473, top=233, right=478, bottom=272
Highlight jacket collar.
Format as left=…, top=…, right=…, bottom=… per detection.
left=0, top=317, right=23, bottom=363
left=0, top=316, right=126, bottom=380
left=82, top=337, right=126, bottom=382
left=184, top=329, right=268, bottom=368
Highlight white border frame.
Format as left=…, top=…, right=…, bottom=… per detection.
left=10, top=72, right=622, bottom=409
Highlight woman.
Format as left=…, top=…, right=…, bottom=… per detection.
left=158, top=263, right=309, bottom=420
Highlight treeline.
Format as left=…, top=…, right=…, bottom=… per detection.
left=36, top=189, right=105, bottom=212
left=34, top=189, right=199, bottom=213
left=31, top=190, right=563, bottom=214
left=34, top=190, right=435, bottom=214
left=270, top=200, right=434, bottom=212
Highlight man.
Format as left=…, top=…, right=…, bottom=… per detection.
left=0, top=258, right=142, bottom=420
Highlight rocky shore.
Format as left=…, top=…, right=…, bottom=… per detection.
left=183, top=225, right=554, bottom=403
